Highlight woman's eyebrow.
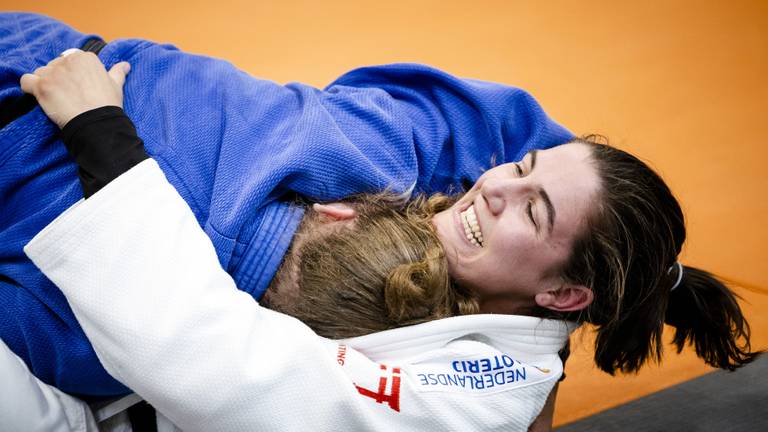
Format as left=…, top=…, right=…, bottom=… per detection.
left=528, top=150, right=555, bottom=235
left=540, top=188, right=555, bottom=235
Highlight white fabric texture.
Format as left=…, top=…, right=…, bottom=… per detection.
left=0, top=339, right=98, bottom=432
left=25, top=159, right=573, bottom=431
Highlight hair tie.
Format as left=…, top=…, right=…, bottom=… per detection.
left=668, top=262, right=684, bottom=291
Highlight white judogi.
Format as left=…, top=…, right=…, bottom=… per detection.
left=25, top=159, right=574, bottom=431
left=0, top=340, right=98, bottom=431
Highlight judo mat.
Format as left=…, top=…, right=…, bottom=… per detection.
left=555, top=354, right=768, bottom=432
left=6, top=0, right=768, bottom=426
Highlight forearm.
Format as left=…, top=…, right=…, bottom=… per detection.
left=327, top=64, right=574, bottom=195
left=61, top=106, right=148, bottom=197
left=24, top=160, right=353, bottom=430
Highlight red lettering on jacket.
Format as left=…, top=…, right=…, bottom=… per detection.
left=337, top=344, right=348, bottom=366
left=355, top=364, right=401, bottom=412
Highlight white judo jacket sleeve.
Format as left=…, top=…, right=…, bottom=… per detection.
left=25, top=159, right=572, bottom=431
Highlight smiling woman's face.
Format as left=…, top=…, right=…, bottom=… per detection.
left=432, top=143, right=601, bottom=313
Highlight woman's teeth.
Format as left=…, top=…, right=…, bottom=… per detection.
left=461, top=205, right=484, bottom=247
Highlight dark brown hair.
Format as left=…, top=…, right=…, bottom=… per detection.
left=558, top=136, right=759, bottom=374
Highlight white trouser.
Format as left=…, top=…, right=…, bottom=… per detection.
left=0, top=339, right=178, bottom=431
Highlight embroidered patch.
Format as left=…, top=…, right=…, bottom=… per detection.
left=355, top=364, right=402, bottom=412
left=336, top=344, right=403, bottom=412
left=406, top=354, right=553, bottom=394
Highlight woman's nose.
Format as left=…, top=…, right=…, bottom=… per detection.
left=481, top=177, right=530, bottom=215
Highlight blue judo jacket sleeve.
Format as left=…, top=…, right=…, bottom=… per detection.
left=324, top=65, right=574, bottom=196
left=0, top=12, right=574, bottom=398
left=111, top=46, right=574, bottom=241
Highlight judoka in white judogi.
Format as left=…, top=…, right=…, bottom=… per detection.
left=23, top=160, right=573, bottom=431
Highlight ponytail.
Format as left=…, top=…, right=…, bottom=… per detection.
left=665, top=266, right=760, bottom=370
left=561, top=138, right=761, bottom=375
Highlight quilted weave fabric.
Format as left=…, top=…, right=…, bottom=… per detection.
left=0, top=12, right=573, bottom=398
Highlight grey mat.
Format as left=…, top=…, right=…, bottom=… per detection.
left=556, top=354, right=768, bottom=432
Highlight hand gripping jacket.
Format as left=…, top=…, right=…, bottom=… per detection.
left=0, top=13, right=573, bottom=397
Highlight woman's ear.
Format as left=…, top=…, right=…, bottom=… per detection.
left=312, top=203, right=357, bottom=222
left=534, top=284, right=593, bottom=312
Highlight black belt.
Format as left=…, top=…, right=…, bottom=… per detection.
left=0, top=37, right=107, bottom=129
left=127, top=400, right=158, bottom=432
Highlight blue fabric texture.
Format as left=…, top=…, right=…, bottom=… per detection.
left=0, top=13, right=574, bottom=398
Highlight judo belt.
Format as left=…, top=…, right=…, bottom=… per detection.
left=127, top=401, right=157, bottom=432
left=0, top=37, right=108, bottom=129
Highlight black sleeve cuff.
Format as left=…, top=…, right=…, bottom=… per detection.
left=61, top=106, right=149, bottom=198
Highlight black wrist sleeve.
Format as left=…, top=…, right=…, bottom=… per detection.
left=60, top=106, right=149, bottom=198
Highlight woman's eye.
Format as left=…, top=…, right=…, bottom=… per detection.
left=515, top=164, right=523, bottom=176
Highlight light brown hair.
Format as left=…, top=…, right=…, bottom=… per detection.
left=263, top=193, right=479, bottom=339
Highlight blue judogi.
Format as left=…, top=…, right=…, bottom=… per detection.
left=0, top=13, right=573, bottom=398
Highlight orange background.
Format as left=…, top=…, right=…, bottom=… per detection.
left=4, top=0, right=766, bottom=426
